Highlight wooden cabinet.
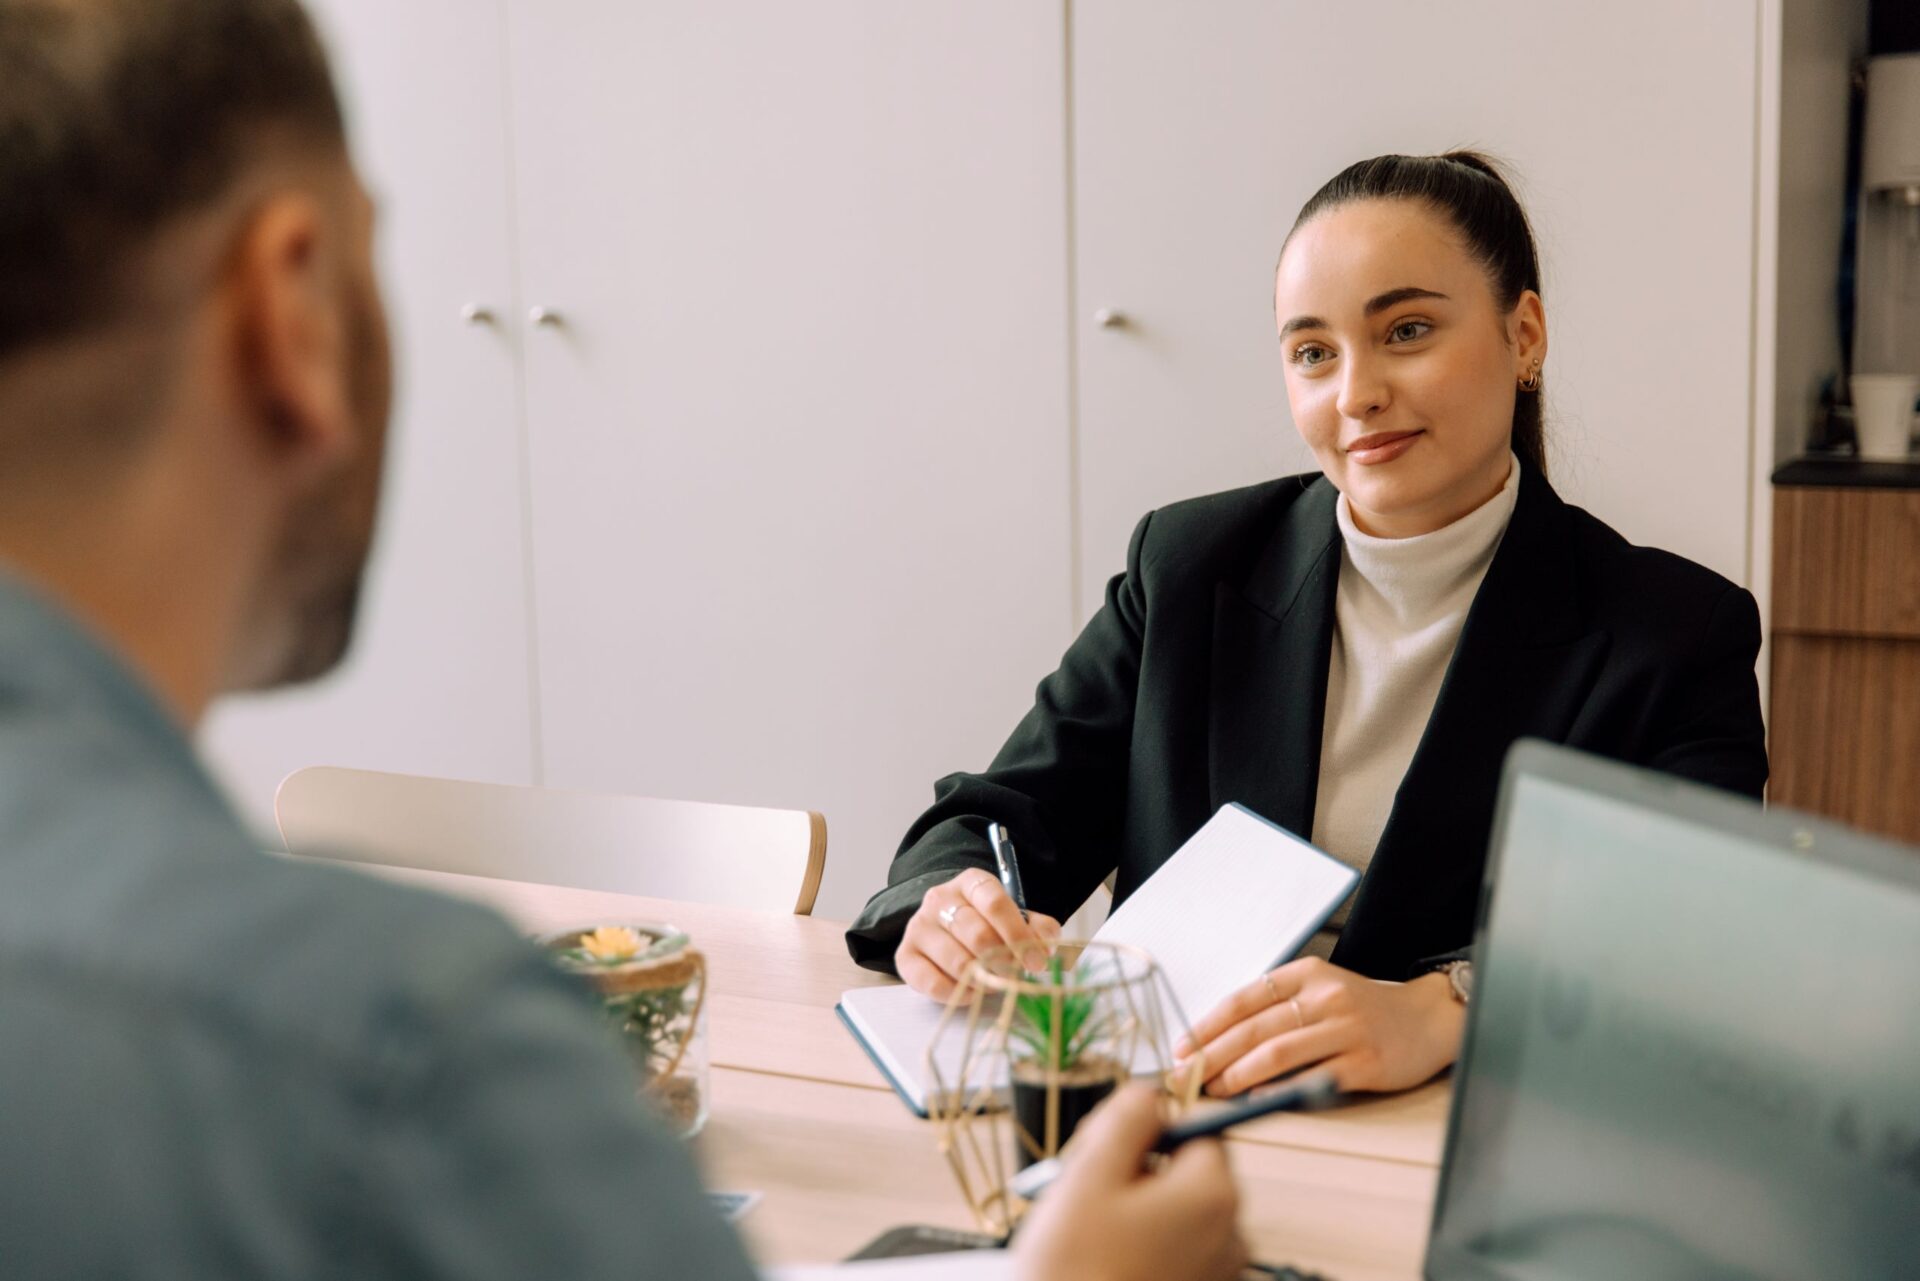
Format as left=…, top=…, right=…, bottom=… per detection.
left=202, top=0, right=541, bottom=808
left=207, top=1, right=1073, bottom=919
left=1769, top=473, right=1920, bottom=843
left=506, top=2, right=1075, bottom=900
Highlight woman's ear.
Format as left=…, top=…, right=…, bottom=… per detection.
left=1509, top=288, right=1548, bottom=380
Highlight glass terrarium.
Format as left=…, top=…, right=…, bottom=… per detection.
left=926, top=940, right=1196, bottom=1234
left=543, top=923, right=710, bottom=1137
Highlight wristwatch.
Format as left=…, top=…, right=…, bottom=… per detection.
left=1436, top=960, right=1474, bottom=1006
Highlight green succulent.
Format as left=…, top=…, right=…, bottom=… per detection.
left=557, top=928, right=696, bottom=1082
left=605, top=983, right=692, bottom=1083
left=1009, top=955, right=1112, bottom=1072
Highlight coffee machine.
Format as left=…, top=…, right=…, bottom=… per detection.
left=1852, top=53, right=1920, bottom=458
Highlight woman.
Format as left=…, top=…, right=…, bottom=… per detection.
left=845, top=151, right=1767, bottom=1098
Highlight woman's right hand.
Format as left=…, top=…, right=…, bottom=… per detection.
left=894, top=868, right=1062, bottom=1001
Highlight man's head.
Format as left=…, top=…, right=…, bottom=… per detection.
left=0, top=0, right=390, bottom=709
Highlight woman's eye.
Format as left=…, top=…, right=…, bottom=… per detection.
left=1291, top=344, right=1331, bottom=367
left=1388, top=320, right=1432, bottom=343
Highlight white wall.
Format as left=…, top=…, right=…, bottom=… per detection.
left=204, top=2, right=1788, bottom=921
left=503, top=2, right=1075, bottom=921
left=202, top=0, right=539, bottom=838
left=1071, top=1, right=1763, bottom=616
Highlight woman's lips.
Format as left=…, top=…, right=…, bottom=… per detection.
left=1346, top=430, right=1423, bottom=466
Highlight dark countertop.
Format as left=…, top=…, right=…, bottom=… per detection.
left=1772, top=455, right=1920, bottom=489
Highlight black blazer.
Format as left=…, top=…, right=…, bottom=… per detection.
left=846, top=459, right=1768, bottom=980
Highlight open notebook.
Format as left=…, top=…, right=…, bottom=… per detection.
left=836, top=803, right=1359, bottom=1116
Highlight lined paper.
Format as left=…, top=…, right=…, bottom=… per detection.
left=1091, top=803, right=1359, bottom=1027
left=837, top=985, right=1005, bottom=1114
left=837, top=804, right=1357, bottom=1113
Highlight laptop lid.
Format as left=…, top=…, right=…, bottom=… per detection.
left=1425, top=741, right=1920, bottom=1280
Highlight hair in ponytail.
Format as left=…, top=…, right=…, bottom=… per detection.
left=1282, top=151, right=1547, bottom=478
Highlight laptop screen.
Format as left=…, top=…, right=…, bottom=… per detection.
left=1426, top=744, right=1920, bottom=1280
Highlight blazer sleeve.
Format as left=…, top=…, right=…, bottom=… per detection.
left=1409, top=580, right=1771, bottom=980
left=843, top=512, right=1156, bottom=972
left=1641, top=582, right=1769, bottom=801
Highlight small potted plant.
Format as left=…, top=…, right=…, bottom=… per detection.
left=926, top=940, right=1188, bottom=1233
left=544, top=924, right=710, bottom=1136
left=1007, top=954, right=1124, bottom=1169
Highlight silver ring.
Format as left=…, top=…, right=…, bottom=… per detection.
left=937, top=903, right=962, bottom=931
left=1289, top=997, right=1305, bottom=1031
left=1262, top=972, right=1280, bottom=1005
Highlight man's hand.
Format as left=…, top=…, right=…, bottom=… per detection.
left=1010, top=1085, right=1248, bottom=1281
left=894, top=869, right=1061, bottom=1001
left=1175, top=958, right=1465, bottom=1097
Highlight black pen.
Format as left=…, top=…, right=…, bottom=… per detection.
left=986, top=821, right=1027, bottom=916
left=1007, top=1072, right=1340, bottom=1202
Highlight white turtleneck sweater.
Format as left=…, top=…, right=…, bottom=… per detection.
left=1303, top=454, right=1521, bottom=960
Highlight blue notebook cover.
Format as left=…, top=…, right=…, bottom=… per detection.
left=835, top=999, right=933, bottom=1118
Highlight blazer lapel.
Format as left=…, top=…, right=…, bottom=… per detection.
left=1208, top=478, right=1341, bottom=839
left=1335, top=463, right=1611, bottom=970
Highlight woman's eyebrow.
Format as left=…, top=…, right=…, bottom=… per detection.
left=1364, top=286, right=1448, bottom=315
left=1279, top=286, right=1450, bottom=337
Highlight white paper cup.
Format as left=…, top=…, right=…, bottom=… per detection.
left=1851, top=374, right=1920, bottom=460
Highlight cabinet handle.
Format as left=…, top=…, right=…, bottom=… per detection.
left=1093, top=307, right=1127, bottom=329
left=528, top=306, right=565, bottom=328
left=460, top=303, right=498, bottom=326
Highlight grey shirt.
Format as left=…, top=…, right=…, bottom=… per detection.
left=0, top=574, right=758, bottom=1280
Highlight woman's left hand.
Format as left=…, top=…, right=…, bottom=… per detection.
left=1172, top=957, right=1465, bottom=1097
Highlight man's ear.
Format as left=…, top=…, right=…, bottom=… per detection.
left=226, top=192, right=355, bottom=480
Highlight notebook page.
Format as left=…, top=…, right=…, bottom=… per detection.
left=838, top=985, right=1007, bottom=1112
left=1090, top=803, right=1357, bottom=1029
left=839, top=975, right=1165, bottom=1113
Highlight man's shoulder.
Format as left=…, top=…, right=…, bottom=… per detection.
left=10, top=836, right=567, bottom=1090
left=0, top=677, right=566, bottom=1087
left=175, top=854, right=564, bottom=1072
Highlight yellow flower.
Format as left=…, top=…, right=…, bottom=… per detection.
left=577, top=925, right=644, bottom=962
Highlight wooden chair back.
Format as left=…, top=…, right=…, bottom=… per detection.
left=274, top=766, right=826, bottom=915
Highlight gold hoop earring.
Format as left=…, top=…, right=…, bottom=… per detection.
left=1520, top=363, right=1542, bottom=392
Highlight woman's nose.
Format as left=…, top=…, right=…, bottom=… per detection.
left=1335, top=355, right=1390, bottom=421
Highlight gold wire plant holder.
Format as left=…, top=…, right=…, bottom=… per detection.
left=925, top=940, right=1201, bottom=1235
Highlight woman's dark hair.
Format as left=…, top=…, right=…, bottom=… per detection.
left=1283, top=151, right=1547, bottom=478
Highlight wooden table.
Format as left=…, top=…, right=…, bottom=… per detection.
left=363, top=864, right=1446, bottom=1277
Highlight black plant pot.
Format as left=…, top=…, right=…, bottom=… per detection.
left=1010, top=1061, right=1119, bottom=1171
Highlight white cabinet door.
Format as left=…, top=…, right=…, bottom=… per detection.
left=507, top=2, right=1073, bottom=916
left=1072, top=1, right=1761, bottom=618
left=203, top=0, right=539, bottom=834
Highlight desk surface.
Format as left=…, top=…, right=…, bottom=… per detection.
left=355, top=862, right=1446, bottom=1275
left=704, top=1068, right=1435, bottom=1280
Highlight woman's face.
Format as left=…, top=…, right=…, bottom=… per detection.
left=1274, top=198, right=1545, bottom=538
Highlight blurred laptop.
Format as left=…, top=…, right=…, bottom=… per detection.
left=1424, top=740, right=1920, bottom=1279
